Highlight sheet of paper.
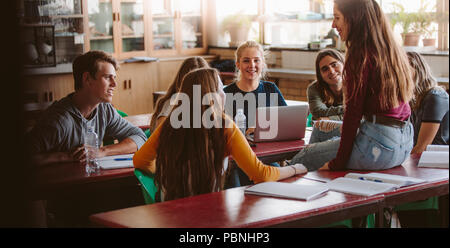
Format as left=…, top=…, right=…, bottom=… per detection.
left=98, top=154, right=134, bottom=170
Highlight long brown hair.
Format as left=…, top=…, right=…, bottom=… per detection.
left=150, top=56, right=210, bottom=132
left=407, top=51, right=442, bottom=110
left=155, top=68, right=227, bottom=201
left=335, top=0, right=414, bottom=110
left=314, top=48, right=345, bottom=106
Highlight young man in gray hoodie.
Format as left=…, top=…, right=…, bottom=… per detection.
left=27, top=50, right=147, bottom=166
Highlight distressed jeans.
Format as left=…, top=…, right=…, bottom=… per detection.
left=290, top=120, right=413, bottom=171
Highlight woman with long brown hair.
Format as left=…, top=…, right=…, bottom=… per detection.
left=134, top=68, right=306, bottom=201
left=308, top=48, right=345, bottom=121
left=407, top=51, right=449, bottom=154
left=149, top=56, right=210, bottom=133
left=307, top=48, right=345, bottom=144
left=290, top=0, right=414, bottom=171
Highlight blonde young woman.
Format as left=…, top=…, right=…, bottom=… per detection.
left=224, top=41, right=288, bottom=186
left=133, top=68, right=306, bottom=201
left=224, top=40, right=287, bottom=129
left=290, top=0, right=414, bottom=171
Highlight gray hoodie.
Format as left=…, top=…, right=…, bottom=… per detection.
left=27, top=93, right=147, bottom=154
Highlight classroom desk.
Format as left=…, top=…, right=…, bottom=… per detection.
left=89, top=154, right=448, bottom=228
left=89, top=176, right=383, bottom=228
left=32, top=162, right=138, bottom=200
left=33, top=138, right=307, bottom=199
left=124, top=113, right=153, bottom=130
left=303, top=154, right=449, bottom=226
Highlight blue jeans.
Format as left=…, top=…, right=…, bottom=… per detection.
left=309, top=126, right=341, bottom=144
left=290, top=120, right=413, bottom=171
left=225, top=162, right=280, bottom=188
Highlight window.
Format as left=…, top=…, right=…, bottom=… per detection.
left=212, top=0, right=449, bottom=50
left=215, top=0, right=259, bottom=46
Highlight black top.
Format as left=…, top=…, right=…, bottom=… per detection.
left=224, top=80, right=287, bottom=129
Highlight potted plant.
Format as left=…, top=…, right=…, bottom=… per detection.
left=414, top=2, right=437, bottom=47
left=390, top=3, right=421, bottom=46
left=220, top=12, right=252, bottom=47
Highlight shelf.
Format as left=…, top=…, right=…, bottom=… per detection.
left=90, top=35, right=113, bottom=40
left=55, top=32, right=83, bottom=37
left=152, top=14, right=173, bottom=19
left=122, top=35, right=144, bottom=39
left=47, top=14, right=84, bottom=19
left=153, top=34, right=174, bottom=38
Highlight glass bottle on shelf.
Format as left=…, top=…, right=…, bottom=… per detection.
left=88, top=0, right=114, bottom=53
left=120, top=0, right=145, bottom=52
left=152, top=0, right=175, bottom=51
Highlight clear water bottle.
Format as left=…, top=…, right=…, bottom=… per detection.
left=235, top=108, right=246, bottom=135
left=84, top=125, right=99, bottom=174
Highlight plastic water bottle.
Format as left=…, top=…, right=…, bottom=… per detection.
left=235, top=108, right=246, bottom=135
left=84, top=125, right=99, bottom=174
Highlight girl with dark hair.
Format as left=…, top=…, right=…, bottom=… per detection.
left=307, top=49, right=345, bottom=143
left=290, top=0, right=415, bottom=171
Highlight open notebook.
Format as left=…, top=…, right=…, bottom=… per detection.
left=97, top=154, right=134, bottom=170
left=326, top=173, right=426, bottom=196
left=418, top=145, right=449, bottom=169
left=244, top=182, right=329, bottom=201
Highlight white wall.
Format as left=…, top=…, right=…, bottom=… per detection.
left=280, top=50, right=449, bottom=78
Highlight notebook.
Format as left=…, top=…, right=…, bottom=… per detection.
left=244, top=182, right=329, bottom=201
left=418, top=151, right=449, bottom=168
left=344, top=172, right=426, bottom=187
left=247, top=104, right=309, bottom=142
left=426, top=144, right=449, bottom=152
left=97, top=154, right=134, bottom=170
left=326, top=177, right=398, bottom=196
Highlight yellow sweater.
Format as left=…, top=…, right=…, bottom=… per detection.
left=133, top=121, right=280, bottom=183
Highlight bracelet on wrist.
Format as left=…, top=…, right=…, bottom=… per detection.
left=290, top=165, right=297, bottom=175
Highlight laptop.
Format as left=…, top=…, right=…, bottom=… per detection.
left=247, top=103, right=309, bottom=142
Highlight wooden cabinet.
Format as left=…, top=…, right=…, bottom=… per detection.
left=83, top=0, right=150, bottom=59
left=24, top=74, right=75, bottom=106
left=83, top=0, right=207, bottom=59
left=150, top=0, right=207, bottom=56
left=112, top=62, right=158, bottom=115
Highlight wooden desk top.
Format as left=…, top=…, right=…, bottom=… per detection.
left=90, top=176, right=382, bottom=228
left=90, top=154, right=448, bottom=228
left=124, top=113, right=153, bottom=130
left=33, top=139, right=306, bottom=196
left=303, top=154, right=449, bottom=206
left=33, top=162, right=135, bottom=193
left=303, top=155, right=449, bottom=184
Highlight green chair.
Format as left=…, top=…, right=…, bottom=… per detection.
left=103, top=109, right=129, bottom=146
left=116, top=109, right=128, bottom=117
left=306, top=113, right=313, bottom=127
left=321, top=214, right=375, bottom=228
left=134, top=169, right=159, bottom=204
left=394, top=197, right=440, bottom=227
left=144, top=129, right=151, bottom=138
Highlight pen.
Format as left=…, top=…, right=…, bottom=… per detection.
left=114, top=158, right=133, bottom=161
left=359, top=177, right=383, bottom=183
